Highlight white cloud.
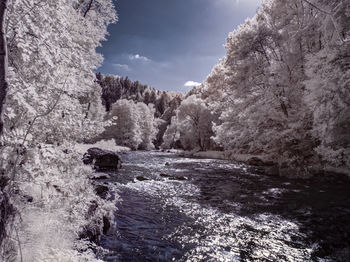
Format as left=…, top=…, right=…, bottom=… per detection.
left=129, top=54, right=151, bottom=62
left=184, top=81, right=201, bottom=87
left=113, top=63, right=130, bottom=71
left=214, top=0, right=262, bottom=9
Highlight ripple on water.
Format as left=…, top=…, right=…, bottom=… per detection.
left=101, top=151, right=350, bottom=262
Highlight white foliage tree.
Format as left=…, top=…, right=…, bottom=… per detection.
left=206, top=0, right=349, bottom=174
left=177, top=95, right=214, bottom=151
left=0, top=0, right=117, bottom=260
left=136, top=102, right=157, bottom=150
left=104, top=99, right=158, bottom=150
left=107, top=99, right=142, bottom=150
left=162, top=115, right=180, bottom=149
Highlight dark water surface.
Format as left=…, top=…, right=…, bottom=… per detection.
left=100, top=151, right=350, bottom=262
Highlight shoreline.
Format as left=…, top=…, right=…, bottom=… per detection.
left=170, top=149, right=350, bottom=179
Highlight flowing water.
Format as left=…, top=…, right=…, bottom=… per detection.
left=100, top=151, right=350, bottom=262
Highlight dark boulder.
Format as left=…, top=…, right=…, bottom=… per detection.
left=83, top=147, right=122, bottom=171
left=94, top=184, right=109, bottom=199
left=92, top=174, right=109, bottom=180
left=169, top=176, right=187, bottom=181
left=136, top=176, right=149, bottom=181
left=246, top=157, right=266, bottom=166
left=160, top=173, right=187, bottom=181
left=160, top=173, right=172, bottom=178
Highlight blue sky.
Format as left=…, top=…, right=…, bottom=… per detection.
left=97, top=0, right=262, bottom=92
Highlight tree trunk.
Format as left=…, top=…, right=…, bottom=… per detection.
left=0, top=0, right=9, bottom=136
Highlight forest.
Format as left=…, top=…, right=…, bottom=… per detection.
left=0, top=0, right=349, bottom=261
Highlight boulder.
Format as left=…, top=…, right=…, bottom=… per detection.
left=160, top=173, right=172, bottom=178
left=92, top=174, right=109, bottom=180
left=94, top=184, right=109, bottom=199
left=83, top=147, right=122, bottom=171
left=169, top=176, right=187, bottom=181
left=160, top=173, right=187, bottom=181
left=136, top=176, right=149, bottom=181
left=246, top=157, right=266, bottom=166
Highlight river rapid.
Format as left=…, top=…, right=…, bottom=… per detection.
left=99, top=151, right=350, bottom=262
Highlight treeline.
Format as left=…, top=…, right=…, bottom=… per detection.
left=164, top=0, right=350, bottom=175
left=95, top=73, right=183, bottom=147
left=97, top=73, right=180, bottom=117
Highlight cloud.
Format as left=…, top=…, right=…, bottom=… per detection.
left=129, top=54, right=151, bottom=62
left=113, top=63, right=131, bottom=71
left=214, top=0, right=262, bottom=9
left=184, top=81, right=201, bottom=87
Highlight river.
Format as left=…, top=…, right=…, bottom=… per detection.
left=99, top=151, right=350, bottom=262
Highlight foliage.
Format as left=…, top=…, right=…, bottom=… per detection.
left=103, top=99, right=158, bottom=150
left=185, top=0, right=350, bottom=173
left=0, top=0, right=117, bottom=260
left=164, top=95, right=214, bottom=151
left=97, top=73, right=180, bottom=117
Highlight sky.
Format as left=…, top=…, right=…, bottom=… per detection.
left=97, top=0, right=262, bottom=92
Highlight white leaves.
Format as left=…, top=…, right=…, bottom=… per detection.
left=2, top=0, right=117, bottom=260
left=200, top=0, right=350, bottom=169
left=105, top=99, right=158, bottom=150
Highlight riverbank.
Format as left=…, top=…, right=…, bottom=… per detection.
left=8, top=141, right=128, bottom=261
left=75, top=139, right=131, bottom=155
left=174, top=150, right=350, bottom=178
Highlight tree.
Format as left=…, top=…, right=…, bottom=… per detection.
left=177, top=95, right=214, bottom=151
left=305, top=43, right=350, bottom=169
left=0, top=0, right=117, bottom=259
left=199, top=0, right=349, bottom=175
left=162, top=116, right=180, bottom=149
left=136, top=102, right=157, bottom=150
left=102, top=99, right=158, bottom=150
left=105, top=99, right=141, bottom=149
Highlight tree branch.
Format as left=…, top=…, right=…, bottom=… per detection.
left=301, top=0, right=349, bottom=43
left=10, top=80, right=67, bottom=182
left=83, top=0, right=94, bottom=18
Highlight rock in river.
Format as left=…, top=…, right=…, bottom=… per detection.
left=246, top=157, right=266, bottom=166
left=83, top=147, right=122, bottom=171
left=160, top=173, right=187, bottom=181
left=136, top=176, right=149, bottom=181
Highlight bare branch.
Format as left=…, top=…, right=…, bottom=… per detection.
left=83, top=0, right=94, bottom=18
